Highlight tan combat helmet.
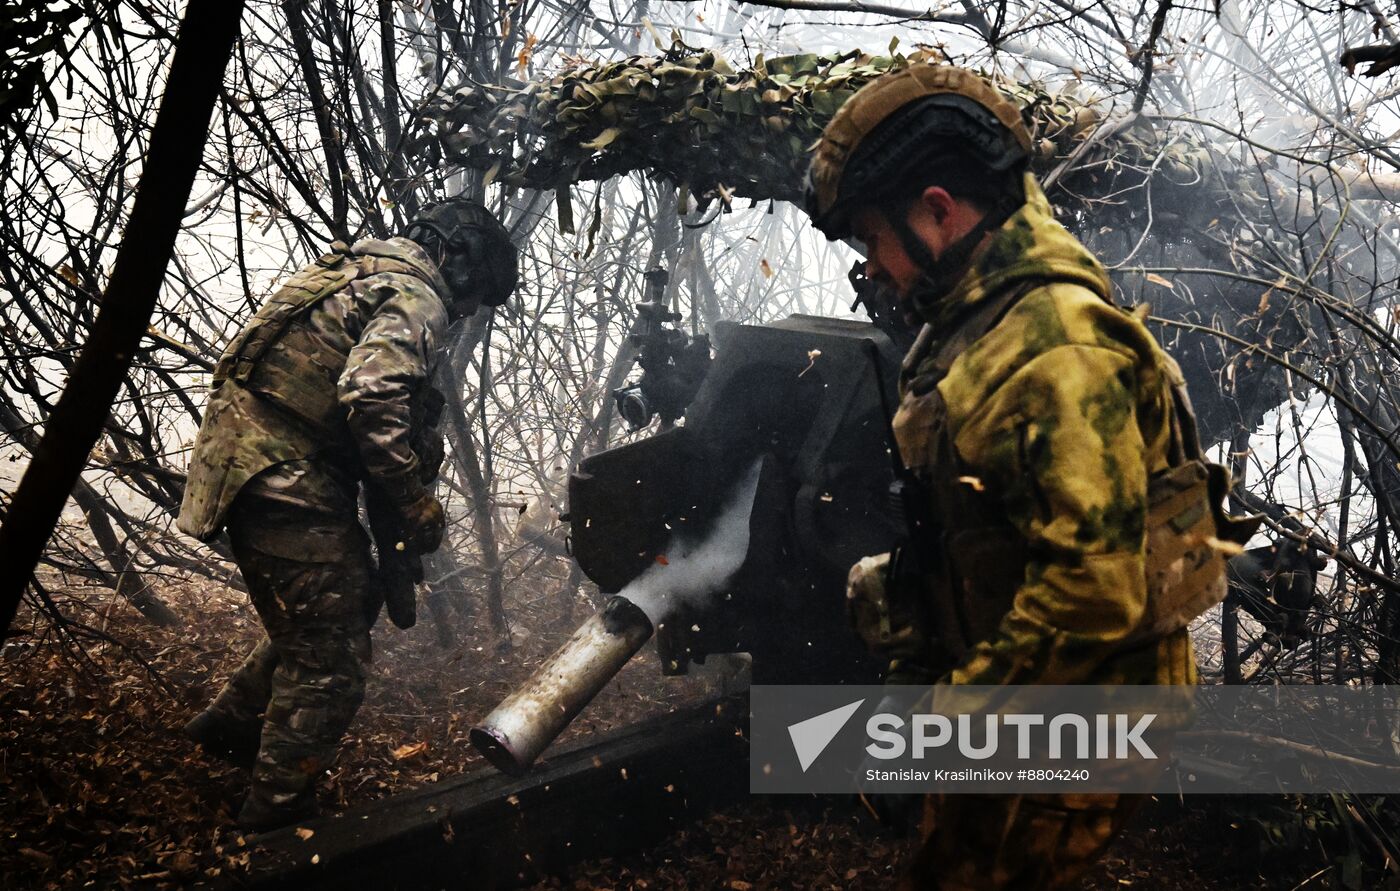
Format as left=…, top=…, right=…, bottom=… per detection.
left=804, top=65, right=1033, bottom=241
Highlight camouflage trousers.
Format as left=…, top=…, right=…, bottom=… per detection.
left=900, top=792, right=1142, bottom=890
left=207, top=493, right=374, bottom=816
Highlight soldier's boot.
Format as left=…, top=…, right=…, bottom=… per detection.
left=183, top=710, right=262, bottom=769
left=186, top=636, right=279, bottom=768
left=236, top=788, right=319, bottom=833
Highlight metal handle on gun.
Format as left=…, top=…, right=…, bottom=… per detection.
left=864, top=341, right=936, bottom=587
left=863, top=340, right=906, bottom=481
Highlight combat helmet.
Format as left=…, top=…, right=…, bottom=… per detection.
left=406, top=197, right=519, bottom=312
left=804, top=65, right=1032, bottom=242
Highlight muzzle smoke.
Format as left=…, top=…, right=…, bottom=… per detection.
left=618, top=460, right=762, bottom=624
left=468, top=460, right=761, bottom=775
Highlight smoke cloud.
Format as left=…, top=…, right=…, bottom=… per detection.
left=618, top=460, right=762, bottom=624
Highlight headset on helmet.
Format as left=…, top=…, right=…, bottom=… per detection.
left=406, top=197, right=519, bottom=309
left=804, top=65, right=1032, bottom=242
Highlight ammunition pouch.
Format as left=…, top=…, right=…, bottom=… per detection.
left=1139, top=460, right=1234, bottom=638
left=1137, top=372, right=1262, bottom=638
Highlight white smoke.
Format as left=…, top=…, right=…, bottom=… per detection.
left=618, top=460, right=763, bottom=625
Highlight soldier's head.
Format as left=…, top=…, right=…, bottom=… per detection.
left=406, top=197, right=518, bottom=319
left=804, top=66, right=1031, bottom=320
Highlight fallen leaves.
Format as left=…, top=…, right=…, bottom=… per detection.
left=17, top=848, right=53, bottom=867
left=390, top=741, right=429, bottom=761
left=0, top=559, right=1270, bottom=891
left=516, top=33, right=538, bottom=75
left=957, top=475, right=986, bottom=492
left=3, top=569, right=705, bottom=889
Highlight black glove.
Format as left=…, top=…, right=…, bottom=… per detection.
left=365, top=486, right=430, bottom=630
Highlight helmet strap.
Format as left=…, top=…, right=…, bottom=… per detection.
left=883, top=201, right=941, bottom=282
left=891, top=178, right=1027, bottom=322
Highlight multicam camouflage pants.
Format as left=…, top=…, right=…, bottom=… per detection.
left=206, top=492, right=374, bottom=815
left=901, top=792, right=1142, bottom=890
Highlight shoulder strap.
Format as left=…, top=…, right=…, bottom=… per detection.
left=1166, top=381, right=1205, bottom=464
left=1152, top=351, right=1206, bottom=466
left=214, top=248, right=362, bottom=386
left=212, top=243, right=443, bottom=388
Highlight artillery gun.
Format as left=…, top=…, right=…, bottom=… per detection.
left=250, top=293, right=1306, bottom=888
left=472, top=300, right=905, bottom=774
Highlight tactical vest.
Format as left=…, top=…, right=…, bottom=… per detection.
left=894, top=283, right=1259, bottom=662
left=212, top=242, right=443, bottom=438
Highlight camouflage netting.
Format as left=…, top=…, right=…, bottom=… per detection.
left=420, top=45, right=1260, bottom=234
left=419, top=46, right=1386, bottom=445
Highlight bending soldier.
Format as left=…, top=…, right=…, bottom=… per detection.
left=806, top=66, right=1254, bottom=888
left=176, top=199, right=518, bottom=831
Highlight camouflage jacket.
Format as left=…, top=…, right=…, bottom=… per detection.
left=178, top=237, right=451, bottom=541
left=885, top=174, right=1196, bottom=687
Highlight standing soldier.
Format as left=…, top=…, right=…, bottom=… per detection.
left=176, top=199, right=518, bottom=831
left=806, top=66, right=1253, bottom=888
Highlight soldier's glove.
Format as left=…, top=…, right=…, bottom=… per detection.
left=365, top=486, right=425, bottom=630
left=392, top=490, right=446, bottom=554
left=417, top=432, right=446, bottom=484
left=847, top=553, right=893, bottom=652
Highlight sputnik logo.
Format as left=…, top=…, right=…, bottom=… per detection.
left=787, top=699, right=865, bottom=772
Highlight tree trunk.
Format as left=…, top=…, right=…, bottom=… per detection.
left=442, top=324, right=509, bottom=641
left=0, top=0, right=245, bottom=638
left=1222, top=424, right=1250, bottom=684
left=0, top=395, right=180, bottom=626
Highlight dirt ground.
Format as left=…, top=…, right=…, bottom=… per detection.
left=523, top=794, right=1299, bottom=891
left=0, top=573, right=1381, bottom=890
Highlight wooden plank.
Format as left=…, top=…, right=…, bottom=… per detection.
left=242, top=695, right=749, bottom=890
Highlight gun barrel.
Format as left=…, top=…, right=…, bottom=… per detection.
left=470, top=595, right=655, bottom=775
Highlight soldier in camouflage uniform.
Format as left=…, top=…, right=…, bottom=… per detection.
left=805, top=66, right=1254, bottom=888
left=176, top=199, right=518, bottom=831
